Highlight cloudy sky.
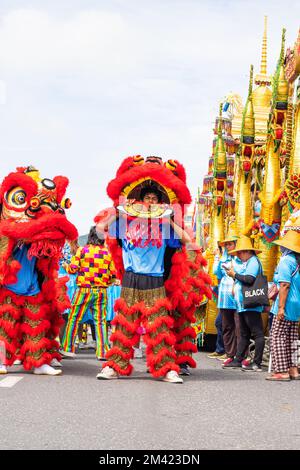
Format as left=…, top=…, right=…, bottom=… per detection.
left=0, top=0, right=299, bottom=234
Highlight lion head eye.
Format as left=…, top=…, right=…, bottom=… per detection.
left=5, top=187, right=27, bottom=208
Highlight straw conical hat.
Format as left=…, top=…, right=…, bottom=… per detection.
left=273, top=229, right=300, bottom=254
left=219, top=224, right=238, bottom=246
left=228, top=235, right=262, bottom=255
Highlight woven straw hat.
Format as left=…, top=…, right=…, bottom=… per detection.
left=228, top=235, right=262, bottom=255
left=219, top=224, right=239, bottom=247
left=273, top=229, right=300, bottom=254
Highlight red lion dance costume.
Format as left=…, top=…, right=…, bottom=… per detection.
left=0, top=166, right=77, bottom=375
left=95, top=156, right=212, bottom=381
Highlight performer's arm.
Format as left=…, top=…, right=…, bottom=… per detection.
left=65, top=247, right=82, bottom=274
left=96, top=213, right=117, bottom=235
left=169, top=219, right=191, bottom=245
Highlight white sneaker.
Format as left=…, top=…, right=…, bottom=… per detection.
left=33, top=364, right=62, bottom=376
left=78, top=342, right=90, bottom=350
left=13, top=359, right=22, bottom=365
left=59, top=349, right=76, bottom=359
left=96, top=366, right=118, bottom=380
left=162, top=370, right=183, bottom=384
left=133, top=347, right=143, bottom=359
left=0, top=364, right=7, bottom=374
left=50, top=358, right=62, bottom=367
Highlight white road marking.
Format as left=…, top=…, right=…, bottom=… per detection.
left=0, top=376, right=23, bottom=388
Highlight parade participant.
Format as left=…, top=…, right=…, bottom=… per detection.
left=266, top=228, right=300, bottom=381
left=95, top=155, right=212, bottom=383
left=207, top=245, right=226, bottom=361
left=213, top=229, right=241, bottom=366
left=61, top=226, right=116, bottom=360
left=0, top=166, right=77, bottom=375
left=223, top=236, right=265, bottom=372
left=59, top=239, right=79, bottom=345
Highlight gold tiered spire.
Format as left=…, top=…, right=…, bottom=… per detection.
left=260, top=16, right=267, bottom=75
left=234, top=66, right=255, bottom=236
left=255, top=16, right=270, bottom=83
left=252, top=16, right=272, bottom=144
left=258, top=28, right=288, bottom=281
left=214, top=102, right=227, bottom=174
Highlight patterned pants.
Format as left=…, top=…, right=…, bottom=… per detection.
left=62, top=287, right=109, bottom=358
left=271, top=316, right=299, bottom=373
left=0, top=290, right=60, bottom=369
left=105, top=272, right=179, bottom=378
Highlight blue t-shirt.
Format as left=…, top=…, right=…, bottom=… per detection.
left=271, top=253, right=300, bottom=322
left=4, top=244, right=40, bottom=296
left=233, top=255, right=263, bottom=313
left=110, top=218, right=181, bottom=277
left=213, top=250, right=237, bottom=310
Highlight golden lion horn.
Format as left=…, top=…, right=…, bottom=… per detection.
left=133, top=155, right=144, bottom=165
left=165, top=159, right=177, bottom=171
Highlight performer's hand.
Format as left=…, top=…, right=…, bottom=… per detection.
left=226, top=267, right=235, bottom=278
left=277, top=307, right=285, bottom=321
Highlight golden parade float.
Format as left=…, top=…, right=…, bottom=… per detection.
left=196, top=20, right=300, bottom=343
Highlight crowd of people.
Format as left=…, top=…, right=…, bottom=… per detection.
left=208, top=229, right=300, bottom=381
left=1, top=172, right=300, bottom=384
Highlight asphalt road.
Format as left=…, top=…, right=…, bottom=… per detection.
left=1, top=350, right=300, bottom=450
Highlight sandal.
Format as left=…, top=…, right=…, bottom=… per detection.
left=266, top=373, right=291, bottom=382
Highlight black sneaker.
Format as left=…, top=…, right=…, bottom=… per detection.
left=179, top=365, right=190, bottom=376
left=242, top=362, right=262, bottom=372
left=222, top=358, right=242, bottom=369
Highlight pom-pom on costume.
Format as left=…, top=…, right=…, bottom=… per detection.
left=0, top=166, right=78, bottom=371
left=95, top=156, right=212, bottom=379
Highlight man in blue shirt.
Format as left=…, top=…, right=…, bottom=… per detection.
left=96, top=186, right=191, bottom=383
left=222, top=236, right=265, bottom=372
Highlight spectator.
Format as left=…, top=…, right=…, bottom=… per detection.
left=223, top=236, right=265, bottom=372
left=59, top=239, right=79, bottom=344
left=212, top=230, right=240, bottom=367
left=266, top=229, right=300, bottom=381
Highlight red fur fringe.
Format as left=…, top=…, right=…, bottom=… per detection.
left=105, top=346, right=134, bottom=361
left=20, top=337, right=52, bottom=354
left=0, top=172, right=37, bottom=204
left=144, top=315, right=174, bottom=333
left=20, top=320, right=51, bottom=337
left=174, top=326, right=196, bottom=342
left=106, top=159, right=191, bottom=206
left=53, top=175, right=69, bottom=203
left=176, top=355, right=197, bottom=368
left=23, top=352, right=53, bottom=370
left=0, top=318, right=20, bottom=339
left=175, top=341, right=197, bottom=353
left=148, top=361, right=180, bottom=378
left=109, top=330, right=139, bottom=349
left=146, top=347, right=177, bottom=365
left=113, top=314, right=140, bottom=334
left=143, top=331, right=176, bottom=348
left=104, top=360, right=133, bottom=376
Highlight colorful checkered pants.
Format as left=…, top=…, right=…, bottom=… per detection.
left=62, top=287, right=109, bottom=359
left=271, top=316, right=299, bottom=373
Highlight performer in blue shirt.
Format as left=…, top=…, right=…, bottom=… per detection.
left=96, top=186, right=191, bottom=383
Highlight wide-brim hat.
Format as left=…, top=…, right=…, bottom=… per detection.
left=228, top=235, right=262, bottom=255
left=219, top=235, right=239, bottom=247
left=273, top=229, right=300, bottom=254
left=219, top=223, right=238, bottom=247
